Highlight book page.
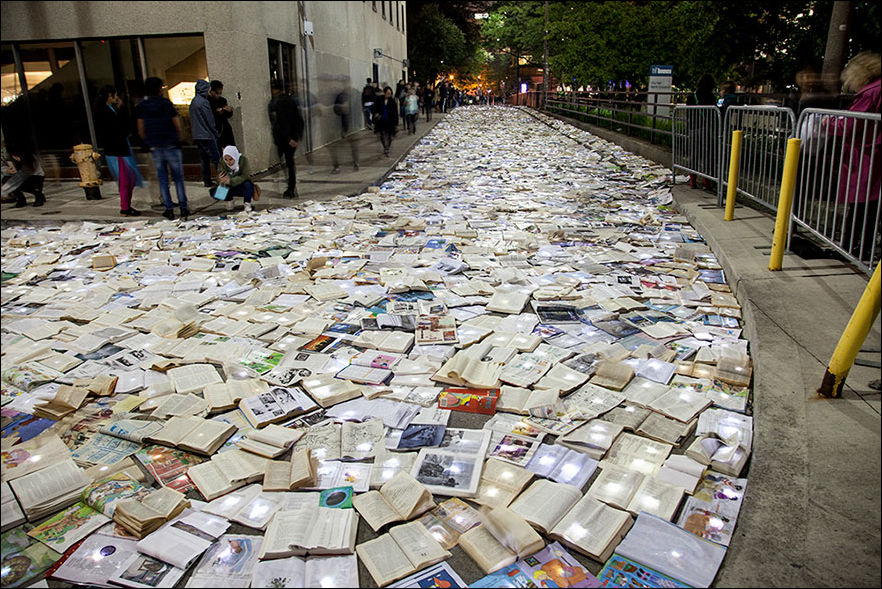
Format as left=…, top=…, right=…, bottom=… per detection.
left=9, top=458, right=90, bottom=513
left=180, top=419, right=235, bottom=454
left=356, top=532, right=414, bottom=587
left=352, top=489, right=403, bottom=531
left=587, top=463, right=645, bottom=510
left=388, top=520, right=451, bottom=572
left=379, top=470, right=432, bottom=520
left=167, top=363, right=223, bottom=395
left=305, top=507, right=356, bottom=552
left=483, top=506, right=544, bottom=557
left=261, top=508, right=312, bottom=558
left=263, top=460, right=293, bottom=492
left=249, top=424, right=302, bottom=449
left=99, top=419, right=165, bottom=444
left=187, top=461, right=235, bottom=501
left=508, top=479, right=582, bottom=533
left=551, top=495, right=632, bottom=560
left=458, top=525, right=517, bottom=574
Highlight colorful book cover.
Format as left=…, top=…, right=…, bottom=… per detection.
left=1, top=409, right=55, bottom=443
left=26, top=502, right=109, bottom=553
left=388, top=562, right=465, bottom=588
left=597, top=554, right=691, bottom=588
left=134, top=445, right=203, bottom=493
left=471, top=541, right=602, bottom=588
left=398, top=424, right=446, bottom=449
left=300, top=335, right=337, bottom=353
left=81, top=473, right=150, bottom=517
left=319, top=486, right=354, bottom=509
left=437, top=388, right=499, bottom=414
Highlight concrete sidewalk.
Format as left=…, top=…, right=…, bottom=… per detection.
left=1, top=114, right=446, bottom=225
left=671, top=186, right=881, bottom=587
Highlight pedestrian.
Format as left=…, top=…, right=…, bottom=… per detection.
left=372, top=86, right=399, bottom=157
left=423, top=84, right=434, bottom=121
left=135, top=76, right=189, bottom=220
left=718, top=81, right=738, bottom=117
left=189, top=79, right=220, bottom=188
left=361, top=78, right=375, bottom=130
left=330, top=82, right=359, bottom=173
left=209, top=80, right=236, bottom=150
left=269, top=81, right=305, bottom=199
left=439, top=82, right=449, bottom=113
left=836, top=51, right=881, bottom=260
left=94, top=84, right=144, bottom=217
left=1, top=144, right=45, bottom=208
left=396, top=79, right=408, bottom=127
left=214, top=145, right=257, bottom=214
left=404, top=87, right=419, bottom=134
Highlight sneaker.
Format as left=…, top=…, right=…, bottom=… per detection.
left=162, top=208, right=175, bottom=220
left=180, top=207, right=190, bottom=219
left=244, top=202, right=252, bottom=213
left=226, top=200, right=234, bottom=211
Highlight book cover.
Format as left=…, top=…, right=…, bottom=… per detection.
left=471, top=541, right=602, bottom=588
left=597, top=554, right=690, bottom=588
left=319, top=486, right=354, bottom=509
left=437, top=388, right=499, bottom=414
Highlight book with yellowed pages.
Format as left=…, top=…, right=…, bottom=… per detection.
left=259, top=505, right=359, bottom=559
left=457, top=506, right=544, bottom=574
left=352, top=470, right=435, bottom=532
left=31, top=383, right=90, bottom=420
left=202, top=378, right=268, bottom=412
left=262, top=448, right=317, bottom=491
left=300, top=374, right=362, bottom=407
left=188, top=448, right=268, bottom=501
left=145, top=415, right=237, bottom=456
left=238, top=424, right=304, bottom=458
left=472, top=458, right=534, bottom=508
left=508, top=479, right=583, bottom=534
left=549, top=494, right=633, bottom=563
left=356, top=520, right=452, bottom=587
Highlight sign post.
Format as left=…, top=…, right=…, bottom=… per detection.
left=648, top=65, right=673, bottom=118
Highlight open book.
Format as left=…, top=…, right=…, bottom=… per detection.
left=238, top=424, right=304, bottom=458
left=473, top=458, right=534, bottom=508
left=259, top=505, right=359, bottom=559
left=356, top=520, right=452, bottom=587
left=202, top=378, right=267, bottom=412
left=8, top=458, right=90, bottom=521
left=458, top=506, right=544, bottom=574
left=508, top=478, right=583, bottom=533
left=251, top=554, right=358, bottom=589
left=549, top=494, right=634, bottom=562
left=188, top=448, right=268, bottom=501
left=99, top=418, right=165, bottom=444
left=262, top=448, right=317, bottom=491
left=432, top=351, right=502, bottom=389
left=239, top=385, right=318, bottom=428
left=352, top=470, right=435, bottom=531
left=146, top=415, right=237, bottom=456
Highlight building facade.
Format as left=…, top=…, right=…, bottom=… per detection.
left=1, top=1, right=408, bottom=176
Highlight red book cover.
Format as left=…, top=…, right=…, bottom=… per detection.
left=437, top=388, right=499, bottom=414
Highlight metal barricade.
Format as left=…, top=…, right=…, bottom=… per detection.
left=672, top=105, right=722, bottom=200
left=792, top=108, right=881, bottom=274
left=721, top=105, right=796, bottom=209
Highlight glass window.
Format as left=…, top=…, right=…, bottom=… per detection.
left=80, top=38, right=144, bottom=144
left=142, top=34, right=207, bottom=148
left=268, top=39, right=298, bottom=96
left=11, top=42, right=90, bottom=155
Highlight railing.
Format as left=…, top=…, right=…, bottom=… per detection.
left=509, top=91, right=545, bottom=109
left=721, top=106, right=796, bottom=210
left=791, top=108, right=880, bottom=273
left=672, top=105, right=722, bottom=200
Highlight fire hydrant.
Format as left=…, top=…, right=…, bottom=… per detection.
left=70, top=143, right=103, bottom=200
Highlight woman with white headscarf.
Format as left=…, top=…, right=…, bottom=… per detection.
left=214, top=145, right=257, bottom=213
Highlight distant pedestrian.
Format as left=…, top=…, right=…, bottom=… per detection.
left=372, top=86, right=399, bottom=157
left=330, top=82, right=359, bottom=173
left=269, top=81, right=305, bottom=199
left=136, top=76, right=189, bottom=220
left=361, top=78, right=375, bottom=129
left=1, top=144, right=45, bottom=208
left=718, top=81, right=738, bottom=118
left=396, top=79, right=408, bottom=127
left=404, top=87, right=419, bottom=134
left=215, top=145, right=256, bottom=214
left=209, top=80, right=235, bottom=149
left=94, top=84, right=143, bottom=216
left=423, top=85, right=434, bottom=121
left=685, top=73, right=717, bottom=190
left=190, top=79, right=220, bottom=188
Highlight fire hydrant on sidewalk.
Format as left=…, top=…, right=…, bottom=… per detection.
left=70, top=143, right=103, bottom=200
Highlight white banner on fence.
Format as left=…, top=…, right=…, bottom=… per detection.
left=648, top=65, right=673, bottom=118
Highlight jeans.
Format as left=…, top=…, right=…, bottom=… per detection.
left=228, top=180, right=255, bottom=203
left=194, top=139, right=220, bottom=185
left=149, top=146, right=188, bottom=210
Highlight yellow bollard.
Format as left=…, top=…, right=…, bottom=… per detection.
left=818, top=262, right=881, bottom=398
left=724, top=130, right=743, bottom=221
left=769, top=137, right=802, bottom=271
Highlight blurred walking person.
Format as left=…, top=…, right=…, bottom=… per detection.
left=270, top=81, right=305, bottom=198
left=372, top=86, right=399, bottom=157
left=94, top=84, right=143, bottom=216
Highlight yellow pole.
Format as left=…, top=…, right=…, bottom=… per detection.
left=769, top=137, right=802, bottom=271
left=818, top=262, right=882, bottom=398
left=724, top=130, right=743, bottom=221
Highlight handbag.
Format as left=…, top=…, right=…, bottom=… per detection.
left=253, top=183, right=261, bottom=201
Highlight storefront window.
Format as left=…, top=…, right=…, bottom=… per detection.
left=142, top=35, right=207, bottom=150
left=268, top=39, right=298, bottom=96
left=80, top=38, right=143, bottom=141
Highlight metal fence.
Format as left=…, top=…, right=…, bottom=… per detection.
left=672, top=105, right=722, bottom=201
left=720, top=106, right=796, bottom=210
left=791, top=108, right=880, bottom=273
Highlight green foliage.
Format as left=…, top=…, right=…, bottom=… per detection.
left=407, top=4, right=469, bottom=86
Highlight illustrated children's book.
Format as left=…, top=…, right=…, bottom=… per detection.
left=470, top=541, right=603, bottom=588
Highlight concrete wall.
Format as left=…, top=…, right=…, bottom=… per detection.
left=0, top=1, right=407, bottom=171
